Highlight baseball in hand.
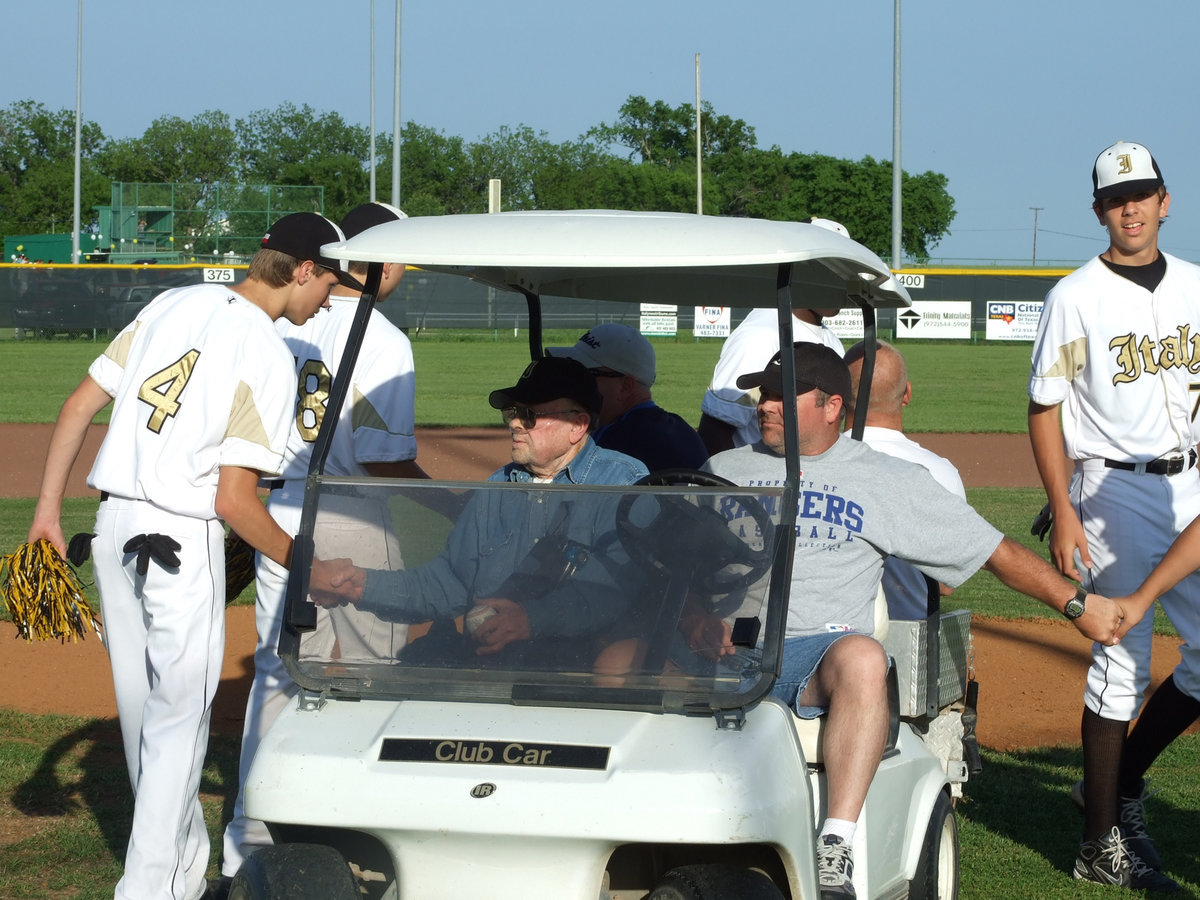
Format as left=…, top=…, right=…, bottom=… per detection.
left=465, top=603, right=497, bottom=637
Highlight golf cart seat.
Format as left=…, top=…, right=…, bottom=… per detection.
left=791, top=586, right=899, bottom=765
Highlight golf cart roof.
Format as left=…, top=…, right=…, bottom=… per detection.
left=322, top=209, right=910, bottom=310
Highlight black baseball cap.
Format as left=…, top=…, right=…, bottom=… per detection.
left=488, top=356, right=603, bottom=415
left=259, top=212, right=362, bottom=290
left=340, top=201, right=407, bottom=239
left=736, top=342, right=851, bottom=401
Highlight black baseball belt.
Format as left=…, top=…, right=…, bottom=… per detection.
left=1103, top=448, right=1198, bottom=477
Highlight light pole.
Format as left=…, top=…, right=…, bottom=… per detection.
left=392, top=0, right=402, bottom=208
left=370, top=0, right=376, bottom=202
left=695, top=53, right=702, bottom=215
left=72, top=0, right=83, bottom=264
left=1030, top=206, right=1043, bottom=265
left=890, top=0, right=902, bottom=270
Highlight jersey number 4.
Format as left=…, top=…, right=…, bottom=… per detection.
left=138, top=350, right=201, bottom=433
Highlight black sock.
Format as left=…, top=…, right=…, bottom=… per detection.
left=1120, top=674, right=1200, bottom=795
left=1081, top=707, right=1128, bottom=843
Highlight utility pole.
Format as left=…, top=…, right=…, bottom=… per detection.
left=1030, top=206, right=1043, bottom=265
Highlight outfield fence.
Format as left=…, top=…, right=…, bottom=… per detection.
left=0, top=263, right=1072, bottom=341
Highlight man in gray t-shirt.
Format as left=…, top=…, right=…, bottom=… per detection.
left=704, top=341, right=1127, bottom=899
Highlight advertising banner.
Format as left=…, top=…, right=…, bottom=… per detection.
left=985, top=300, right=1044, bottom=341
left=894, top=301, right=972, bottom=339
left=639, top=303, right=678, bottom=336
left=824, top=308, right=865, bottom=342
left=693, top=305, right=731, bottom=338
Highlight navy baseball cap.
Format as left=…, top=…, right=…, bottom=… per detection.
left=260, top=212, right=362, bottom=290
left=1092, top=141, right=1164, bottom=201
left=340, top=201, right=407, bottom=239
left=488, top=357, right=603, bottom=415
left=736, top=342, right=851, bottom=401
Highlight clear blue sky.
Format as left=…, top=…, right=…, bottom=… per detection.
left=7, top=0, right=1200, bottom=265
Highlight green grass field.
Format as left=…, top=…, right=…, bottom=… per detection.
left=0, top=332, right=1035, bottom=432
left=2, top=331, right=1194, bottom=897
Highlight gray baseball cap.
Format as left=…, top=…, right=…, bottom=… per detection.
left=547, top=323, right=656, bottom=386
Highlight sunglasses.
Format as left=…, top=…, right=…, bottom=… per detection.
left=588, top=368, right=625, bottom=379
left=500, top=406, right=584, bottom=429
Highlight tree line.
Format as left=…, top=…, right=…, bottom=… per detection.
left=0, top=95, right=955, bottom=261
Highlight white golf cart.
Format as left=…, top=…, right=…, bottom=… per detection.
left=231, top=211, right=977, bottom=899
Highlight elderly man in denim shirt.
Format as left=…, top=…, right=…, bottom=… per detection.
left=313, top=357, right=647, bottom=664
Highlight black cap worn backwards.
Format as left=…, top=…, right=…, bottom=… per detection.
left=259, top=212, right=362, bottom=290
left=736, top=341, right=851, bottom=401
left=339, top=201, right=407, bottom=239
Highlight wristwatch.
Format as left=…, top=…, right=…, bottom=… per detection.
left=1063, top=585, right=1087, bottom=620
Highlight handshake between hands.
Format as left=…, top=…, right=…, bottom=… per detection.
left=308, top=557, right=365, bottom=606
left=305, top=557, right=532, bottom=656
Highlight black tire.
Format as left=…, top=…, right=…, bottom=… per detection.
left=647, top=863, right=784, bottom=900
left=228, top=843, right=359, bottom=900
left=910, top=790, right=959, bottom=899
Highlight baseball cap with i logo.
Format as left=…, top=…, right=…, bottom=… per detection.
left=1092, top=141, right=1164, bottom=200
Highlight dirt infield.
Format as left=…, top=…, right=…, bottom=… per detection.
left=2, top=423, right=1191, bottom=752
left=1, top=425, right=1050, bottom=498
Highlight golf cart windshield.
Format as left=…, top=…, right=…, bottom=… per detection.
left=285, top=475, right=784, bottom=715
left=278, top=210, right=908, bottom=717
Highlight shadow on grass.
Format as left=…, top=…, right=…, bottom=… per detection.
left=10, top=717, right=241, bottom=868
left=960, top=745, right=1200, bottom=893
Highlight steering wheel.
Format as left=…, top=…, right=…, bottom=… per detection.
left=615, top=469, right=774, bottom=597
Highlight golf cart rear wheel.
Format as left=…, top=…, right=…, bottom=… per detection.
left=647, top=863, right=784, bottom=899
left=910, top=790, right=959, bottom=899
left=228, top=843, right=359, bottom=900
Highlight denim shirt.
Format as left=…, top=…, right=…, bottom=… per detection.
left=488, top=436, right=648, bottom=486
left=359, top=438, right=647, bottom=637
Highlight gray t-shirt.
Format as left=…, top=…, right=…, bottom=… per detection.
left=704, top=435, right=1002, bottom=637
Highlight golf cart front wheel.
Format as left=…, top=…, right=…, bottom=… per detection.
left=228, top=843, right=359, bottom=900
left=647, top=863, right=783, bottom=899
left=910, top=790, right=959, bottom=899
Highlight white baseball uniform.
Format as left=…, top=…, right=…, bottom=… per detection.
left=857, top=425, right=967, bottom=620
left=87, top=284, right=295, bottom=900
left=1030, top=252, right=1200, bottom=718
left=701, top=308, right=845, bottom=447
left=222, top=295, right=420, bottom=875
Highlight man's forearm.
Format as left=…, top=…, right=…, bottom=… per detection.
left=1028, top=400, right=1072, bottom=512
left=983, top=536, right=1124, bottom=645
left=216, top=466, right=292, bottom=568
left=358, top=558, right=467, bottom=624
left=983, top=537, right=1076, bottom=611
left=29, top=376, right=114, bottom=554
left=1132, top=515, right=1200, bottom=606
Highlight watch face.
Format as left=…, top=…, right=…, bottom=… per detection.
left=1065, top=598, right=1085, bottom=620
